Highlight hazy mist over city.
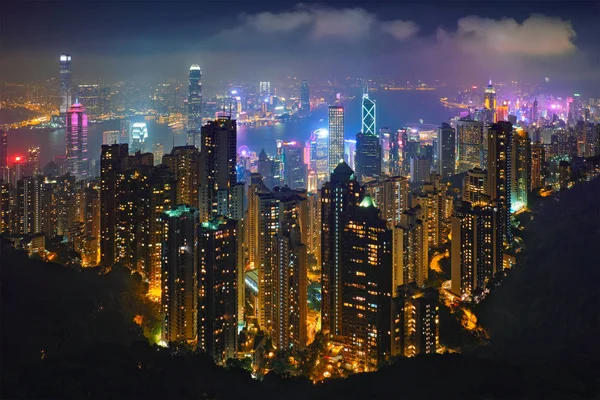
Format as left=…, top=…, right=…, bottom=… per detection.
left=2, top=1, right=600, bottom=91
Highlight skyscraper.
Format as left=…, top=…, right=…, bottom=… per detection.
left=364, top=175, right=409, bottom=230
left=0, top=130, right=7, bottom=170
left=282, top=141, right=307, bottom=189
left=451, top=201, right=502, bottom=298
left=462, top=168, right=487, bottom=205
left=361, top=93, right=376, bottom=135
left=511, top=127, right=530, bottom=212
left=309, top=128, right=329, bottom=186
left=531, top=98, right=538, bottom=123
left=130, top=122, right=148, bottom=153
left=483, top=80, right=497, bottom=124
left=455, top=119, right=483, bottom=173
left=65, top=103, right=88, bottom=176
left=321, top=161, right=363, bottom=336
left=396, top=286, right=439, bottom=357
left=437, top=123, right=455, bottom=178
left=59, top=54, right=72, bottom=117
left=198, top=217, right=238, bottom=363
left=102, top=130, right=120, bottom=145
left=341, top=196, right=392, bottom=371
left=355, top=132, right=382, bottom=181
left=300, top=80, right=310, bottom=113
left=198, top=117, right=237, bottom=222
left=328, top=106, right=344, bottom=173
left=393, top=208, right=429, bottom=288
left=187, top=64, right=202, bottom=145
left=162, top=145, right=200, bottom=207
left=410, top=156, right=430, bottom=183
left=161, top=205, right=199, bottom=344
left=77, top=83, right=101, bottom=118
left=530, top=142, right=545, bottom=191
left=486, top=122, right=512, bottom=245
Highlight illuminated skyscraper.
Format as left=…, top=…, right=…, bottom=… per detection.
left=437, top=123, right=455, bottom=178
left=462, top=168, right=487, bottom=205
left=162, top=145, right=200, bottom=207
left=341, top=196, right=392, bottom=371
left=328, top=106, right=345, bottom=173
left=16, top=175, right=44, bottom=235
left=451, top=201, right=502, bottom=298
left=187, top=64, right=202, bottom=146
left=455, top=119, right=483, bottom=173
left=198, top=117, right=237, bottom=222
left=483, top=80, right=497, bottom=124
left=152, top=143, right=164, bottom=166
left=410, top=156, right=430, bottom=183
left=0, top=182, right=10, bottom=232
left=364, top=175, right=409, bottom=230
left=344, top=139, right=356, bottom=171
left=282, top=141, right=307, bottom=189
left=355, top=132, right=381, bottom=181
left=59, top=54, right=72, bottom=117
left=77, top=84, right=101, bottom=118
left=361, top=93, right=376, bottom=135
left=300, top=80, right=310, bottom=113
left=496, top=100, right=509, bottom=122
left=531, top=98, right=538, bottom=123
left=198, top=217, right=238, bottom=363
left=529, top=142, right=545, bottom=191
left=129, top=122, right=148, bottom=153
left=0, top=130, right=7, bottom=170
left=486, top=122, right=512, bottom=245
left=511, top=127, right=530, bottom=212
left=393, top=208, right=428, bottom=288
left=309, top=128, right=329, bottom=185
left=66, top=103, right=88, bottom=176
left=321, top=162, right=363, bottom=336
left=161, top=205, right=199, bottom=344
left=395, top=286, right=439, bottom=357
left=413, top=181, right=445, bottom=249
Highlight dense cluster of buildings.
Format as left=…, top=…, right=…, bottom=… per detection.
left=1, top=59, right=600, bottom=376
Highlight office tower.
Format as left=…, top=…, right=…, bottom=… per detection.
left=282, top=141, right=307, bottom=189
left=413, top=181, right=445, bottom=249
left=59, top=54, right=72, bottom=117
left=437, top=123, right=455, bottom=178
left=257, top=149, right=277, bottom=189
left=152, top=143, right=164, bottom=166
left=259, top=81, right=271, bottom=96
left=188, top=64, right=202, bottom=138
left=309, top=128, right=329, bottom=185
left=531, top=98, right=538, bottom=123
left=355, top=132, right=382, bottom=181
left=483, top=80, right=497, bottom=124
left=362, top=92, right=376, bottom=135
left=300, top=80, right=310, bottom=113
left=387, top=129, right=401, bottom=175
left=558, top=161, right=571, bottom=190
left=451, top=201, right=502, bottom=298
left=162, top=145, right=200, bottom=206
left=198, top=117, right=237, bottom=222
left=147, top=166, right=176, bottom=297
left=379, top=127, right=391, bottom=173
left=486, top=122, right=512, bottom=245
left=54, top=174, right=78, bottom=236
left=328, top=106, right=345, bottom=173
left=455, top=119, right=484, bottom=173
left=77, top=84, right=101, bottom=118
left=0, top=130, right=7, bottom=170
left=66, top=103, right=88, bottom=176
left=161, top=205, right=199, bottom=344
left=410, top=156, right=430, bottom=183
left=321, top=162, right=364, bottom=336
left=198, top=217, right=238, bottom=364
left=306, top=191, right=321, bottom=267
left=23, top=146, right=40, bottom=177
left=364, top=175, right=409, bottom=230
left=511, top=127, right=530, bottom=212
left=462, top=168, right=487, bottom=205
left=344, top=139, right=356, bottom=171
left=102, top=130, right=120, bottom=145
left=130, top=122, right=148, bottom=153
left=529, top=142, right=545, bottom=191
left=341, top=196, right=392, bottom=372
left=395, top=286, right=439, bottom=357
left=393, top=208, right=428, bottom=288
left=16, top=176, right=44, bottom=235
left=496, top=100, right=509, bottom=122
left=120, top=120, right=132, bottom=144
left=0, top=182, right=10, bottom=232
left=402, top=135, right=420, bottom=175
left=100, top=144, right=129, bottom=267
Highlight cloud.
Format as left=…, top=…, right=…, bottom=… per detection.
left=309, top=7, right=376, bottom=40
left=243, top=10, right=312, bottom=34
left=441, top=14, right=577, bottom=56
left=381, top=20, right=420, bottom=41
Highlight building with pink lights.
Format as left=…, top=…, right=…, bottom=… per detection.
left=66, top=103, right=88, bottom=176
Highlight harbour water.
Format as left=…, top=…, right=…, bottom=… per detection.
left=4, top=90, right=460, bottom=167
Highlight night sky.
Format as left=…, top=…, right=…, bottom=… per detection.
left=1, top=0, right=599, bottom=91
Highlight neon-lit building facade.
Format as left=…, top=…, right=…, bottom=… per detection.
left=130, top=122, right=148, bottom=153
left=361, top=94, right=376, bottom=135
left=66, top=103, right=88, bottom=176
left=328, top=106, right=345, bottom=173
